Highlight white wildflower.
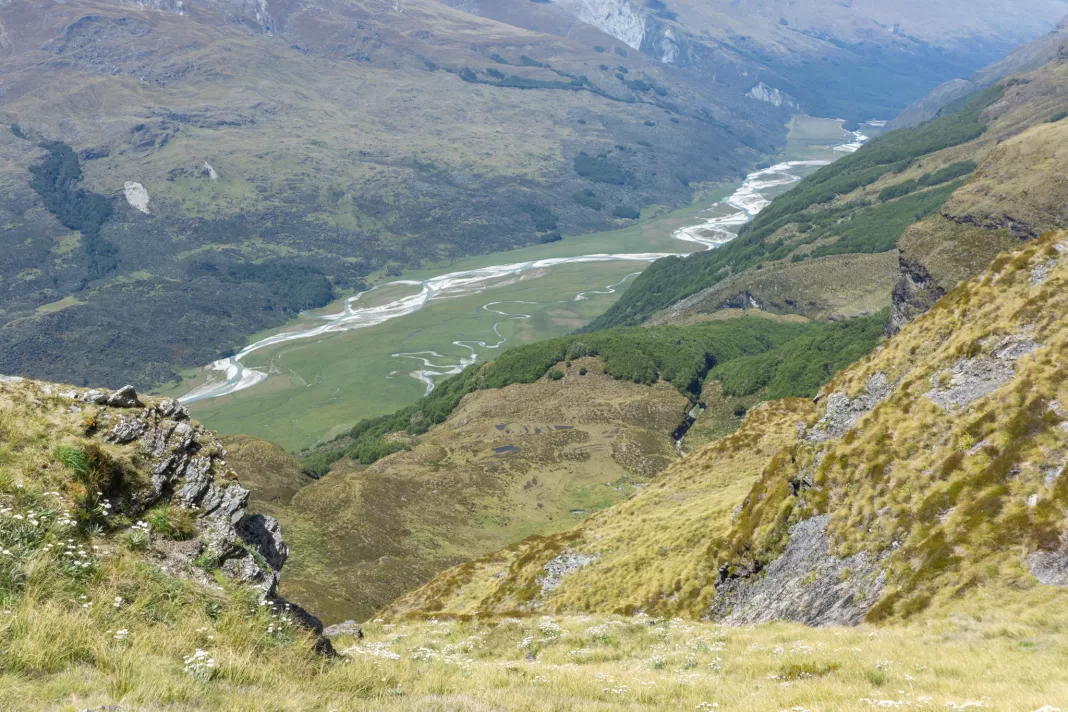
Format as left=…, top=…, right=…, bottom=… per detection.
left=183, top=649, right=216, bottom=680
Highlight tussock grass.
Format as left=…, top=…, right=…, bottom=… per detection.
left=5, top=602, right=1068, bottom=710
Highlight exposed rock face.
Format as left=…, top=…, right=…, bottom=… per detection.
left=888, top=253, right=945, bottom=336
left=943, top=211, right=1039, bottom=240
left=123, top=181, right=150, bottom=214
left=924, top=336, right=1038, bottom=411
left=36, top=381, right=335, bottom=651
left=551, top=0, right=646, bottom=50
left=1029, top=536, right=1068, bottom=586
left=805, top=373, right=891, bottom=443
left=711, top=516, right=888, bottom=626
left=99, top=391, right=286, bottom=598
left=537, top=551, right=598, bottom=595
left=747, top=82, right=798, bottom=109
left=106, top=384, right=143, bottom=408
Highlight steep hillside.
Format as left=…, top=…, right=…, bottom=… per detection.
left=0, top=378, right=344, bottom=707
left=387, top=231, right=1068, bottom=628
left=0, top=0, right=783, bottom=391
left=588, top=50, right=1068, bottom=335
left=278, top=316, right=829, bottom=620
left=6, top=293, right=1068, bottom=709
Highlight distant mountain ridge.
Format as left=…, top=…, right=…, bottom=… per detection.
left=889, top=14, right=1068, bottom=129
left=447, top=0, right=1068, bottom=120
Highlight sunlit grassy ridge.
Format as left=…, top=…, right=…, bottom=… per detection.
left=387, top=232, right=1068, bottom=627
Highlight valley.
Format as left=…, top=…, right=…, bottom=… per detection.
left=3, top=6, right=1068, bottom=711
left=179, top=116, right=868, bottom=451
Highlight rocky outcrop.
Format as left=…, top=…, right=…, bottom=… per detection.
left=804, top=373, right=892, bottom=443
left=551, top=0, right=646, bottom=50
left=96, top=389, right=286, bottom=598
left=887, top=253, right=946, bottom=336
left=747, top=82, right=799, bottom=109
left=537, top=551, right=598, bottom=595
left=36, top=382, right=337, bottom=652
left=1029, top=531, right=1068, bottom=586
left=942, top=211, right=1040, bottom=240
left=924, top=336, right=1038, bottom=411
left=711, top=516, right=888, bottom=626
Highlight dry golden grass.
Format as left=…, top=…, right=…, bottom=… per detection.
left=390, top=232, right=1068, bottom=630
left=723, top=231, right=1068, bottom=620
left=251, top=358, right=690, bottom=623
left=385, top=396, right=814, bottom=619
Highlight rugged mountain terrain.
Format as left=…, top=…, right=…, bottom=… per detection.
left=889, top=15, right=1068, bottom=129
left=0, top=0, right=1061, bottom=395
left=246, top=315, right=885, bottom=620
left=0, top=0, right=784, bottom=390
left=259, top=45, right=1068, bottom=624
left=4, top=236, right=1068, bottom=711
left=387, top=231, right=1068, bottom=627
left=588, top=44, right=1068, bottom=337
left=452, top=0, right=1068, bottom=119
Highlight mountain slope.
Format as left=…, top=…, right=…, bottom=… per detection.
left=387, top=230, right=1068, bottom=625
left=450, top=0, right=1068, bottom=120
left=0, top=0, right=783, bottom=391
left=4, top=241, right=1068, bottom=709
left=587, top=49, right=1068, bottom=335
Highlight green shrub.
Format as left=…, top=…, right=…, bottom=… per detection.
left=521, top=204, right=558, bottom=232
left=300, top=450, right=344, bottom=478
left=612, top=206, right=640, bottom=220
left=349, top=440, right=409, bottom=465
left=1048, top=111, right=1068, bottom=123
left=312, top=318, right=816, bottom=466
left=711, top=311, right=887, bottom=399
left=29, top=141, right=118, bottom=278
left=573, top=189, right=603, bottom=211
left=55, top=446, right=91, bottom=479
left=574, top=153, right=627, bottom=184
left=879, top=162, right=976, bottom=201
left=221, top=262, right=335, bottom=311
left=811, top=182, right=960, bottom=257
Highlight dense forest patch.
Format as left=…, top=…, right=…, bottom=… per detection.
left=29, top=141, right=118, bottom=279
left=711, top=311, right=887, bottom=399
left=300, top=316, right=881, bottom=473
